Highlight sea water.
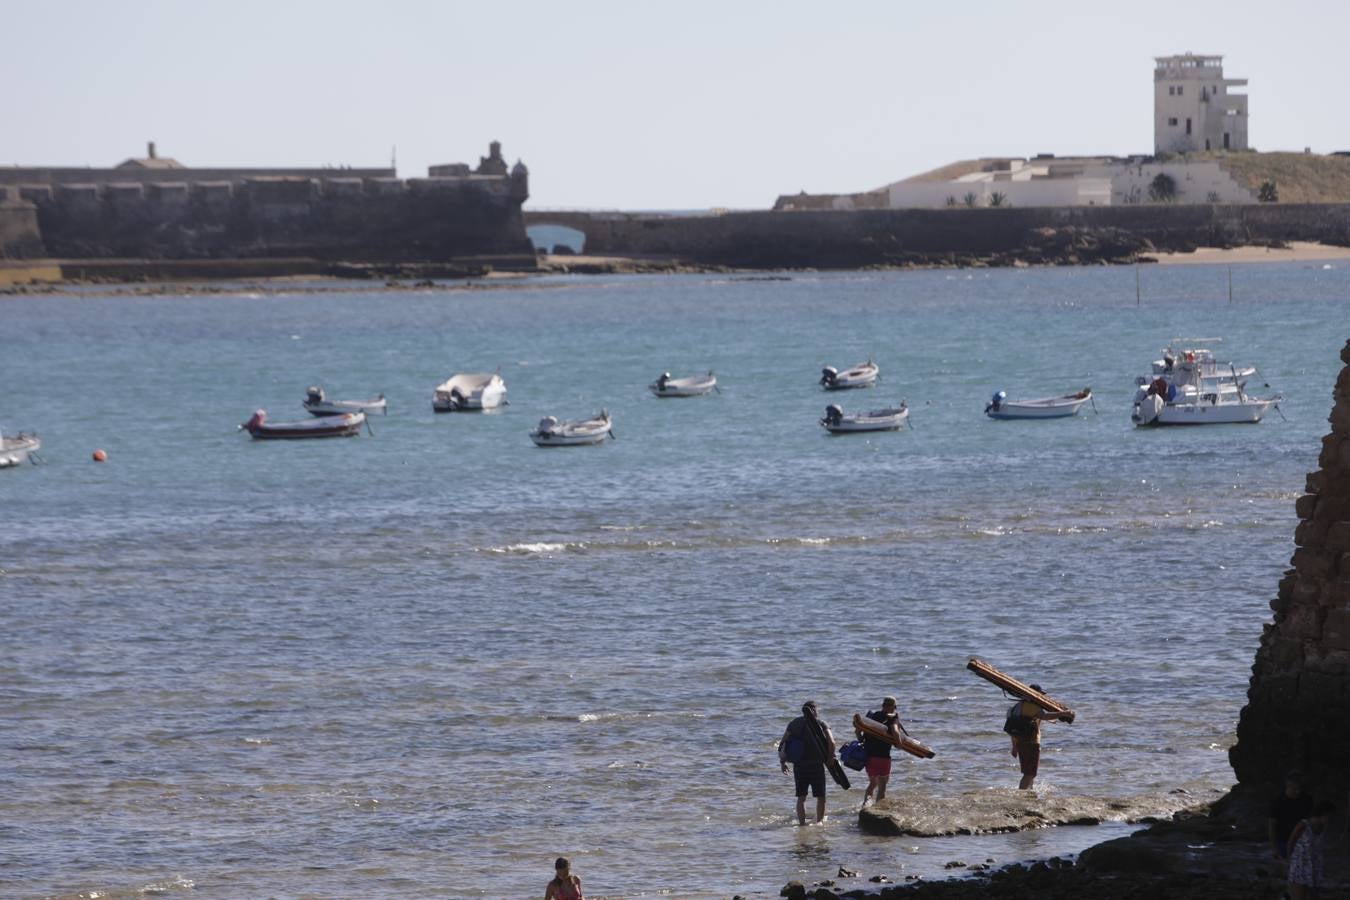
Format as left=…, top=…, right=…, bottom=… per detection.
left=2, top=263, right=1346, bottom=898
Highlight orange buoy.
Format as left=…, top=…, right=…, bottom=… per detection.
left=92, top=449, right=107, bottom=462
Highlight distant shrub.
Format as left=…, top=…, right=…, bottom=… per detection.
left=1258, top=180, right=1279, bottom=202
left=1148, top=173, right=1178, bottom=202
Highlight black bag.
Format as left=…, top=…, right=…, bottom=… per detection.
left=1003, top=701, right=1036, bottom=738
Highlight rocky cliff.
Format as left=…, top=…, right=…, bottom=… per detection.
left=1230, top=338, right=1350, bottom=792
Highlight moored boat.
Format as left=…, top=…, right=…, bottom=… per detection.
left=529, top=410, right=612, bottom=447
left=303, top=385, right=387, bottom=417
left=820, top=403, right=909, bottom=434
left=433, top=373, right=507, bottom=412
left=820, top=360, right=879, bottom=391
left=650, top=371, right=717, bottom=397
left=985, top=388, right=1094, bottom=420
left=241, top=409, right=365, bottom=439
left=1131, top=379, right=1280, bottom=426
left=1151, top=339, right=1257, bottom=383
left=0, top=431, right=40, bottom=467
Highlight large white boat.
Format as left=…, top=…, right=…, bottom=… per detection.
left=529, top=410, right=613, bottom=447
left=820, top=403, right=909, bottom=433
left=0, top=431, right=40, bottom=467
left=303, top=386, right=387, bottom=417
left=1151, top=339, right=1257, bottom=383
left=1131, top=377, right=1280, bottom=427
left=985, top=388, right=1093, bottom=420
left=433, top=373, right=507, bottom=412
left=820, top=360, right=879, bottom=391
left=650, top=371, right=717, bottom=398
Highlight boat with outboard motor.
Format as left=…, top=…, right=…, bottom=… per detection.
left=820, top=360, right=879, bottom=391
left=303, top=386, right=387, bottom=417
left=1131, top=375, right=1280, bottom=426
left=820, top=403, right=909, bottom=433
left=0, top=430, right=40, bottom=467
left=433, top=373, right=507, bottom=412
left=985, top=388, right=1094, bottom=420
left=650, top=371, right=717, bottom=397
left=241, top=409, right=365, bottom=439
left=529, top=410, right=613, bottom=447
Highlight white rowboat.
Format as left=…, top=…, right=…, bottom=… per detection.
left=0, top=432, right=40, bottom=467
left=985, top=388, right=1093, bottom=420
left=304, top=386, right=387, bottom=417
left=650, top=372, right=717, bottom=398
left=821, top=360, right=879, bottom=391
left=821, top=403, right=909, bottom=433
left=530, top=410, right=613, bottom=447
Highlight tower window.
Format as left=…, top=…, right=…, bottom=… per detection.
left=1168, top=117, right=1178, bottom=126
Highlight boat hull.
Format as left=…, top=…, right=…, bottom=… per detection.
left=433, top=375, right=507, bottom=412
left=650, top=375, right=717, bottom=397
left=1132, top=396, right=1275, bottom=426
left=305, top=398, right=386, bottom=417
left=0, top=435, right=40, bottom=467
left=245, top=412, right=364, bottom=439
left=986, top=398, right=1090, bottom=419
left=822, top=408, right=908, bottom=433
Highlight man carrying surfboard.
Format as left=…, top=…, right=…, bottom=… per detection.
left=1006, top=683, right=1063, bottom=790
left=858, top=696, right=905, bottom=808
left=779, top=700, right=839, bottom=825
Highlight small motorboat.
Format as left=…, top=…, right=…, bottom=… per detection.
left=303, top=385, right=387, bottom=417
left=821, top=360, right=879, bottom=391
left=529, top=410, right=612, bottom=447
left=985, top=388, right=1094, bottom=420
left=241, top=409, right=364, bottom=440
left=0, top=431, right=40, bottom=467
left=820, top=403, right=909, bottom=434
left=650, top=371, right=717, bottom=397
left=433, top=373, right=507, bottom=412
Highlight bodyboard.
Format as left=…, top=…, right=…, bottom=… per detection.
left=852, top=712, right=936, bottom=759
left=802, top=706, right=850, bottom=789
left=966, top=657, right=1075, bottom=723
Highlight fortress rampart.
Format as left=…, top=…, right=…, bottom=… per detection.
left=0, top=143, right=534, bottom=265
left=527, top=204, right=1350, bottom=268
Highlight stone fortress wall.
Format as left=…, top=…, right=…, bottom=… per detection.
left=0, top=142, right=533, bottom=263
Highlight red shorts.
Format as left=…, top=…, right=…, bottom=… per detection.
left=865, top=756, right=892, bottom=778
left=1018, top=742, right=1040, bottom=778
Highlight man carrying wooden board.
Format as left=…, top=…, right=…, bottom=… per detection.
left=1005, top=684, right=1065, bottom=790
left=967, top=658, right=1075, bottom=791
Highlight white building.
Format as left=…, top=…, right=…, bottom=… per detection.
left=1154, top=53, right=1248, bottom=154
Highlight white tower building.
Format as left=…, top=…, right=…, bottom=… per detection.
left=1153, top=54, right=1248, bottom=155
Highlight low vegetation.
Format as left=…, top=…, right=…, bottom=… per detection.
left=1206, top=151, right=1350, bottom=203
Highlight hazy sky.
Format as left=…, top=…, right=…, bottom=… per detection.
left=5, top=1, right=1347, bottom=209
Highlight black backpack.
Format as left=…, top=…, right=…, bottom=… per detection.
left=1003, top=701, right=1036, bottom=738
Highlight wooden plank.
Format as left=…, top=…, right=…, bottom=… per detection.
left=966, top=657, right=1076, bottom=723
left=852, top=712, right=936, bottom=759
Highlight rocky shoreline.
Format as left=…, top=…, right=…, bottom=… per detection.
left=761, top=786, right=1348, bottom=900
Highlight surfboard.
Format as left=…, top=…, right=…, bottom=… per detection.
left=966, top=657, right=1075, bottom=723
left=852, top=712, right=936, bottom=759
left=802, top=705, right=850, bottom=789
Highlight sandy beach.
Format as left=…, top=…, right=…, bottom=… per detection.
left=1146, top=240, right=1350, bottom=265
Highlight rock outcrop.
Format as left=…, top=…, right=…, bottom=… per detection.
left=1230, top=338, right=1350, bottom=793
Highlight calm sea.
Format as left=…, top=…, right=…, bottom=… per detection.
left=2, top=263, right=1346, bottom=898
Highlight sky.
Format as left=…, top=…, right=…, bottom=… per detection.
left=4, top=0, right=1349, bottom=209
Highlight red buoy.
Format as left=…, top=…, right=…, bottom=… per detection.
left=92, top=449, right=107, bottom=462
